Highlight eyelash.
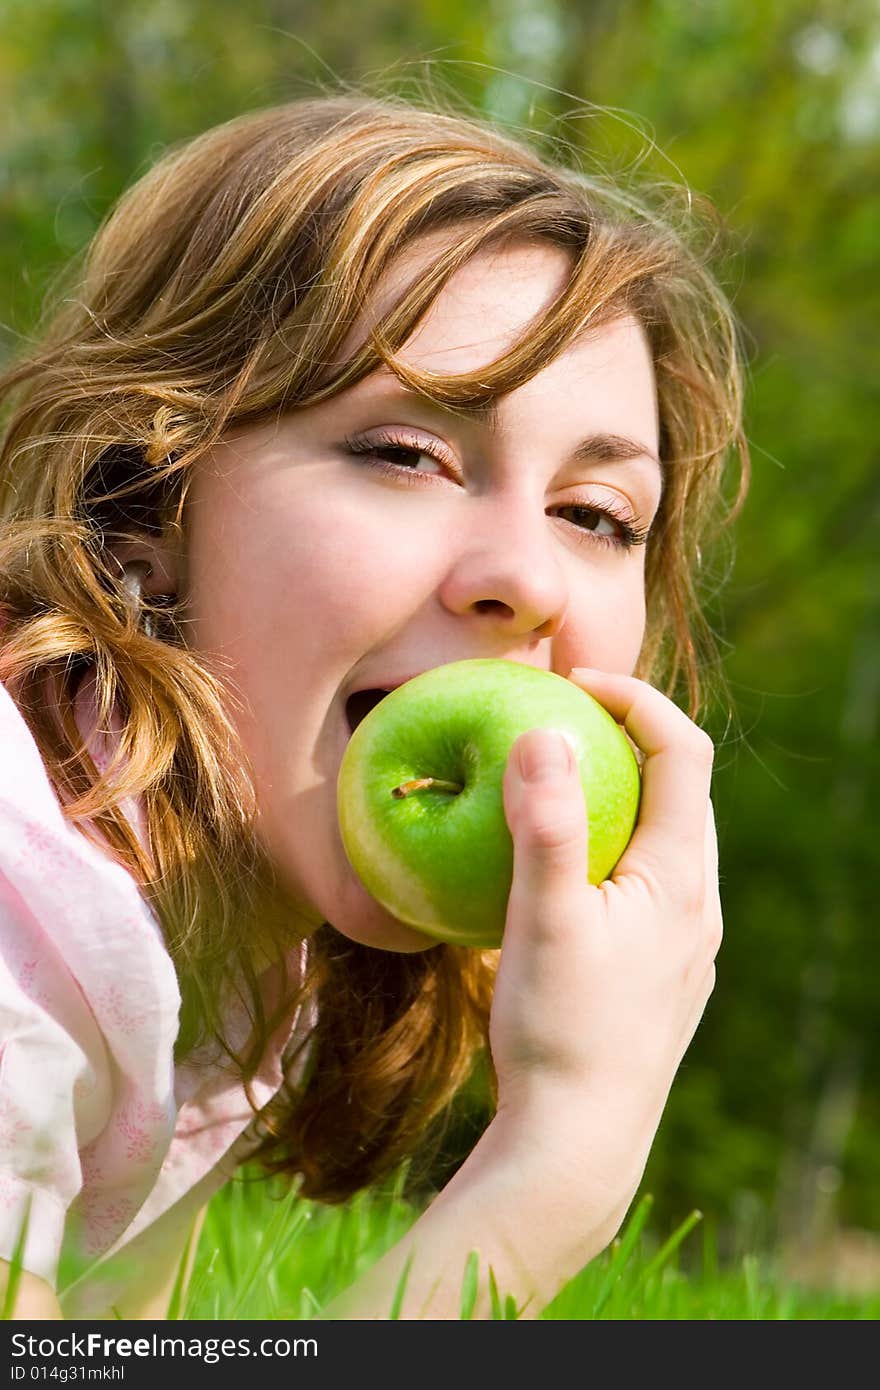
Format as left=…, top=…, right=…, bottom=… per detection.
left=342, top=429, right=651, bottom=551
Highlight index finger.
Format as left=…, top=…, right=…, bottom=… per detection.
left=568, top=667, right=714, bottom=878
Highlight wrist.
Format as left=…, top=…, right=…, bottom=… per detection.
left=440, top=1086, right=654, bottom=1299
left=492, top=1069, right=667, bottom=1183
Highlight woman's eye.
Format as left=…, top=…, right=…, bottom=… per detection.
left=559, top=505, right=617, bottom=536
left=555, top=504, right=650, bottom=550
left=369, top=444, right=445, bottom=473
left=343, top=432, right=452, bottom=476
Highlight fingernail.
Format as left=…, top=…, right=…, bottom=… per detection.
left=517, top=729, right=574, bottom=783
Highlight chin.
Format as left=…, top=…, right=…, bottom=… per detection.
left=318, top=781, right=446, bottom=951
left=323, top=865, right=443, bottom=954
left=271, top=832, right=442, bottom=955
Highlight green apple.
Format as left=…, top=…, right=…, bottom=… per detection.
left=337, top=658, right=640, bottom=948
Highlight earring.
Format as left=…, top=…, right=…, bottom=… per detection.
left=121, top=561, right=158, bottom=639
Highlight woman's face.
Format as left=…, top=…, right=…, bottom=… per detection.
left=181, top=237, right=663, bottom=950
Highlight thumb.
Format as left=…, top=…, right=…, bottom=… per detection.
left=503, top=728, right=589, bottom=899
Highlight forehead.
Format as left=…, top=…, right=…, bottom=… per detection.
left=333, top=233, right=575, bottom=376
left=337, top=318, right=658, bottom=461
left=327, top=233, right=659, bottom=457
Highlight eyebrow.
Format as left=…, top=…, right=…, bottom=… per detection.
left=568, top=432, right=661, bottom=468
left=349, top=376, right=661, bottom=469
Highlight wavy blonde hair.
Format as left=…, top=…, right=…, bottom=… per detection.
left=0, top=88, right=748, bottom=1203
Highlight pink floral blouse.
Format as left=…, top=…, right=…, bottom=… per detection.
left=0, top=671, right=313, bottom=1311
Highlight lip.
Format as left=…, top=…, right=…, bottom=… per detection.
left=346, top=656, right=545, bottom=699
left=340, top=658, right=550, bottom=739
left=352, top=674, right=422, bottom=695
left=344, top=669, right=444, bottom=706
left=346, top=656, right=555, bottom=701
left=342, top=675, right=423, bottom=740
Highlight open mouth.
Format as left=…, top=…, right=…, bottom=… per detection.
left=345, top=688, right=390, bottom=735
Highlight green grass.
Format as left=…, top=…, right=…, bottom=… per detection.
left=16, top=1175, right=874, bottom=1321
left=173, top=1176, right=878, bottom=1320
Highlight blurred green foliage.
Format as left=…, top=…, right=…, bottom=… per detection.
left=1, top=0, right=877, bottom=1276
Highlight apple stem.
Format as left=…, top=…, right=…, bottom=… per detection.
left=391, top=777, right=463, bottom=799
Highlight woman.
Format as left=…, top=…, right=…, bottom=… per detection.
left=0, top=90, right=746, bottom=1318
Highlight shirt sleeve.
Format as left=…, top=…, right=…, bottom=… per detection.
left=0, top=895, right=112, bottom=1286
left=0, top=679, right=179, bottom=1289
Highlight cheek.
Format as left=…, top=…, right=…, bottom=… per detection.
left=184, top=483, right=433, bottom=675
left=561, top=564, right=647, bottom=675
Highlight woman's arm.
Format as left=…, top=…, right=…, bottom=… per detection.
left=324, top=671, right=721, bottom=1319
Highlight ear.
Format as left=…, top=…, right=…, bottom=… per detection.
left=106, top=534, right=181, bottom=599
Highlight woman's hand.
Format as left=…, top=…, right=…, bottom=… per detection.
left=490, top=667, right=722, bottom=1144
left=323, top=669, right=723, bottom=1319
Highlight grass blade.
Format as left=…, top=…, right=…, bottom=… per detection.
left=488, top=1265, right=502, bottom=1320
left=165, top=1217, right=200, bottom=1321
left=629, top=1209, right=703, bottom=1305
left=591, top=1192, right=654, bottom=1318
left=1, top=1198, right=31, bottom=1321
left=225, top=1191, right=308, bottom=1318
left=300, top=1287, right=325, bottom=1318
left=487, top=1266, right=523, bottom=1319
left=459, top=1250, right=479, bottom=1320
left=388, top=1250, right=415, bottom=1320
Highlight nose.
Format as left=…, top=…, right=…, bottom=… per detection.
left=436, top=490, right=569, bottom=640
